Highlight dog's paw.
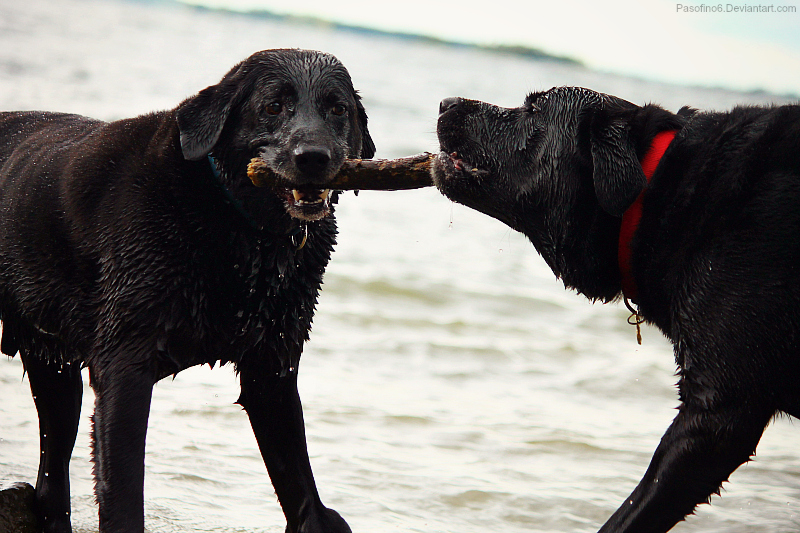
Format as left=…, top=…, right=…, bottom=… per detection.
left=288, top=507, right=352, bottom=533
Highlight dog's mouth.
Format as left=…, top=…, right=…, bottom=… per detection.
left=432, top=150, right=489, bottom=184
left=278, top=186, right=332, bottom=221
left=442, top=151, right=466, bottom=174
left=248, top=150, right=335, bottom=221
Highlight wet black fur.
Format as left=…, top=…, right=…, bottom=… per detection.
left=433, top=87, right=800, bottom=532
left=0, top=49, right=374, bottom=533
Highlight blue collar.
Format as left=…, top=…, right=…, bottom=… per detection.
left=207, top=154, right=258, bottom=231
left=207, top=154, right=222, bottom=181
left=206, top=155, right=307, bottom=248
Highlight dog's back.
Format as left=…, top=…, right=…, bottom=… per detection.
left=0, top=112, right=103, bottom=359
left=0, top=111, right=107, bottom=227
left=0, top=110, right=177, bottom=362
left=0, top=111, right=102, bottom=167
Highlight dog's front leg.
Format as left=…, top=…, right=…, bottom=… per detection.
left=90, top=363, right=155, bottom=533
left=238, top=363, right=351, bottom=533
left=597, top=395, right=772, bottom=533
left=21, top=353, right=82, bottom=533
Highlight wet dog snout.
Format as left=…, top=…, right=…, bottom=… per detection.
left=439, top=97, right=462, bottom=115
left=293, top=146, right=332, bottom=177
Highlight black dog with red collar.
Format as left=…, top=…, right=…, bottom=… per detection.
left=433, top=86, right=800, bottom=533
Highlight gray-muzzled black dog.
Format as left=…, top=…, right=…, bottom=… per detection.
left=0, top=48, right=374, bottom=533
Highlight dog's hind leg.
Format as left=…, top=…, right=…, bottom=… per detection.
left=237, top=364, right=352, bottom=533
left=21, top=353, right=83, bottom=533
left=90, top=363, right=155, bottom=533
left=597, top=395, right=773, bottom=533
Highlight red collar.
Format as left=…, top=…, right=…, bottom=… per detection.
left=617, top=130, right=677, bottom=303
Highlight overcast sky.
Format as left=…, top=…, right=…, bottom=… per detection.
left=181, top=0, right=800, bottom=95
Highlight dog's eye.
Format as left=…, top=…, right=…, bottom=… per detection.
left=330, top=104, right=347, bottom=116
left=265, top=102, right=283, bottom=115
left=525, top=103, right=540, bottom=114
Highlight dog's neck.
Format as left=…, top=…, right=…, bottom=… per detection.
left=206, top=154, right=309, bottom=249
left=617, top=130, right=678, bottom=304
left=208, top=154, right=259, bottom=231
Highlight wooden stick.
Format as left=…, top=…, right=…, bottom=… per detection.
left=247, top=152, right=434, bottom=191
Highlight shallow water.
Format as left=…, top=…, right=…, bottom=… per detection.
left=1, top=1, right=799, bottom=532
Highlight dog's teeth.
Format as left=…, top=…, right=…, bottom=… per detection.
left=291, top=189, right=330, bottom=205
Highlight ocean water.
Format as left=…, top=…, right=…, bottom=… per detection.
left=0, top=1, right=798, bottom=532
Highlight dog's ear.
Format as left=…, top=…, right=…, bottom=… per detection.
left=356, top=96, right=376, bottom=159
left=177, top=85, right=236, bottom=161
left=176, top=68, right=246, bottom=161
left=590, top=110, right=646, bottom=217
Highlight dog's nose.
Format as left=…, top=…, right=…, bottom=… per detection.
left=293, top=146, right=332, bottom=177
left=439, top=97, right=462, bottom=115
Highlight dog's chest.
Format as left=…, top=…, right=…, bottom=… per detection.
left=201, top=228, right=332, bottom=367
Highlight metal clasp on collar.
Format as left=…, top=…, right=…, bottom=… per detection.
left=624, top=297, right=644, bottom=345
left=291, top=223, right=308, bottom=250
